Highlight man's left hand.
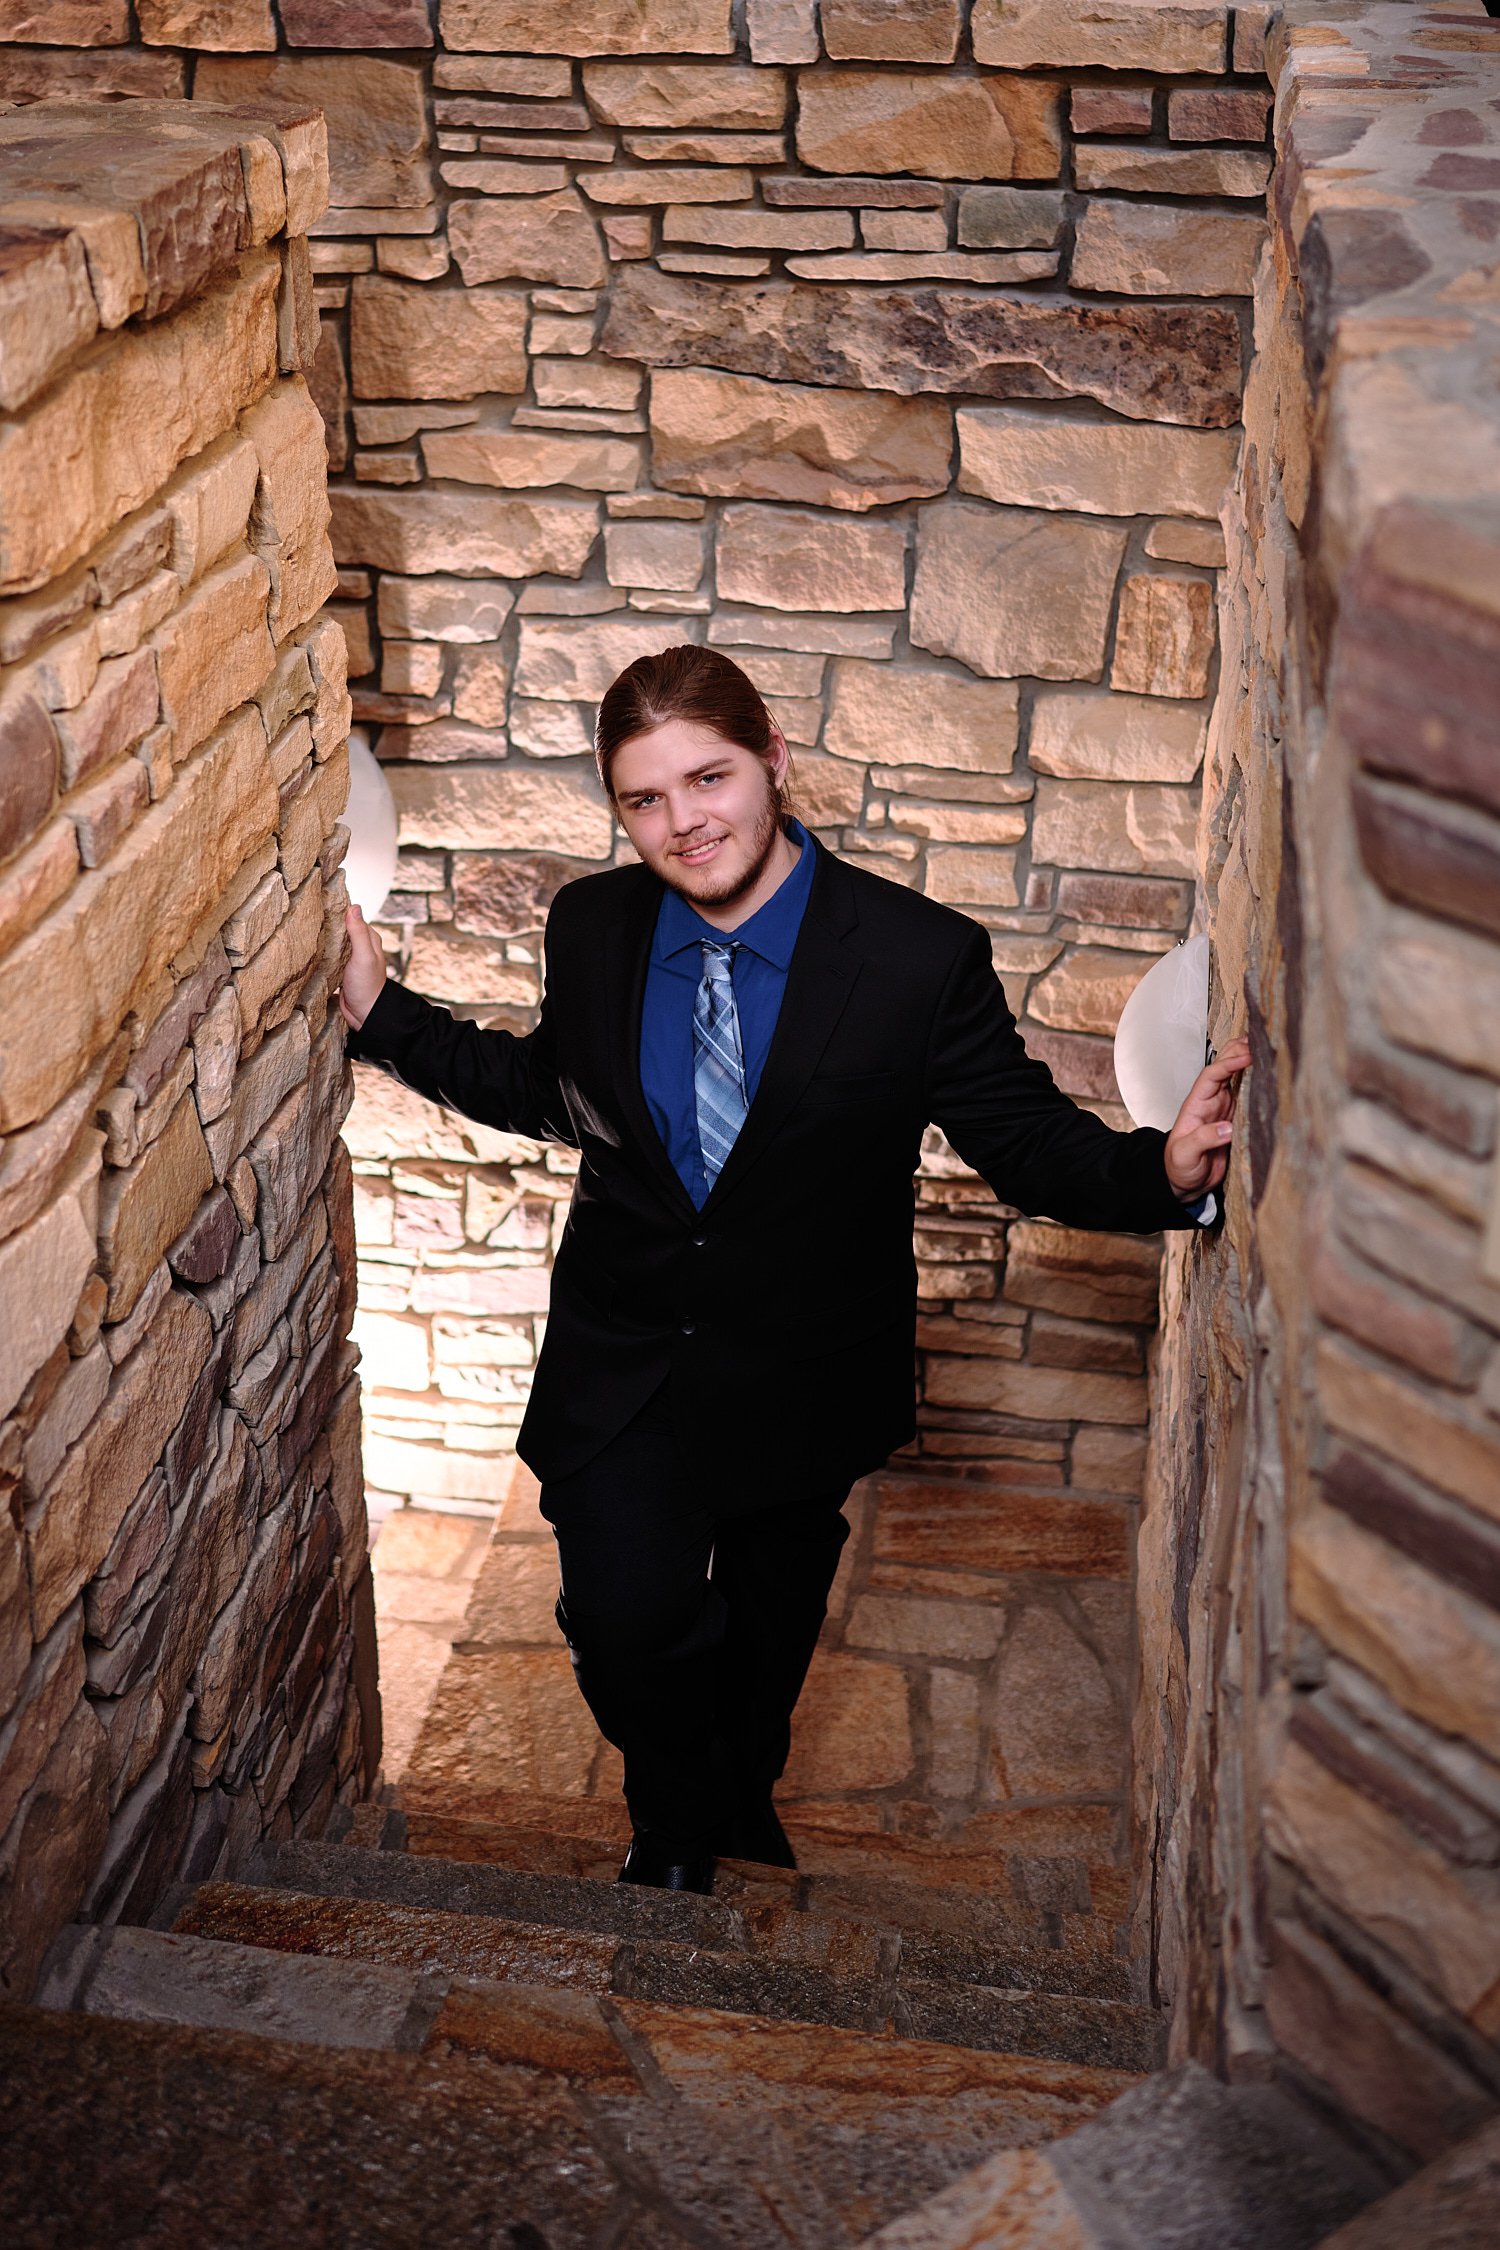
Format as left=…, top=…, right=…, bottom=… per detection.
left=1163, top=1036, right=1251, bottom=1201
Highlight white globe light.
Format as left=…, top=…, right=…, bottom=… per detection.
left=341, top=727, right=399, bottom=920
left=1113, top=932, right=1210, bottom=1132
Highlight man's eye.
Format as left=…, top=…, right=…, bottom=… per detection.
left=697, top=772, right=722, bottom=785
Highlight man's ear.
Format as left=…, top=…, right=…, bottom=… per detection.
left=767, top=723, right=790, bottom=788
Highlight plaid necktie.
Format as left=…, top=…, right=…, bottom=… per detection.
left=693, top=940, right=748, bottom=1189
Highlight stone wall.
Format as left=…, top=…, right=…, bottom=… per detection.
left=0, top=98, right=376, bottom=1997
left=1140, top=0, right=1500, bottom=2177
left=1, top=3, right=1278, bottom=1533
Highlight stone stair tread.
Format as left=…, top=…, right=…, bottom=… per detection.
left=386, top=1787, right=1129, bottom=1947
left=13, top=1928, right=1141, bottom=2249
left=174, top=1872, right=1159, bottom=2070
left=261, top=1835, right=1142, bottom=2002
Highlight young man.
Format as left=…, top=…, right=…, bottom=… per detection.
left=342, top=645, right=1246, bottom=1893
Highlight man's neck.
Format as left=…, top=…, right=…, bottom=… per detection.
left=686, top=824, right=803, bottom=935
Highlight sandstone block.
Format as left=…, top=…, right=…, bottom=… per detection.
left=422, top=427, right=644, bottom=494
left=924, top=847, right=1020, bottom=909
left=440, top=0, right=735, bottom=53
left=822, top=0, right=961, bottom=63
left=603, top=519, right=706, bottom=592
left=603, top=264, right=1243, bottom=426
left=1168, top=86, right=1271, bottom=141
left=578, top=166, right=753, bottom=206
left=991, top=1604, right=1121, bottom=1798
left=195, top=55, right=432, bottom=212
left=786, top=250, right=1059, bottom=284
left=796, top=68, right=1063, bottom=182
left=28, top=1284, right=213, bottom=1640
left=1032, top=777, right=1198, bottom=878
left=1004, top=1219, right=1159, bottom=1322
left=440, top=161, right=570, bottom=196
left=716, top=504, right=906, bottom=614
left=958, top=406, right=1237, bottom=521
left=0, top=1140, right=100, bottom=1425
left=1072, top=199, right=1266, bottom=297
left=928, top=1351, right=1146, bottom=1425
left=0, top=221, right=97, bottom=416
left=972, top=0, right=1228, bottom=71
left=825, top=661, right=1019, bottom=773
left=664, top=207, right=854, bottom=253
left=534, top=358, right=641, bottom=412
left=747, top=0, right=818, bottom=64
left=237, top=868, right=325, bottom=1038
left=911, top=501, right=1128, bottom=681
left=242, top=378, right=338, bottom=639
left=786, top=757, right=866, bottom=826
left=393, top=763, right=615, bottom=857
left=1374, top=916, right=1500, bottom=1083
left=1110, top=574, right=1216, bottom=698
left=138, top=0, right=275, bottom=42
left=1074, top=143, right=1272, bottom=197
left=330, top=487, right=599, bottom=577
left=956, top=186, right=1065, bottom=250
left=97, top=1093, right=214, bottom=1321
left=377, top=576, right=514, bottom=644
left=53, top=648, right=158, bottom=792
left=582, top=62, right=786, bottom=127
left=0, top=687, right=58, bottom=864
left=711, top=606, right=895, bottom=659
left=453, top=851, right=583, bottom=936
left=781, top=1651, right=912, bottom=1792
left=0, top=822, right=78, bottom=965
left=889, top=802, right=1027, bottom=844
left=162, top=432, right=257, bottom=587
left=247, top=1018, right=346, bottom=1259
left=1029, top=947, right=1150, bottom=1038
left=349, top=276, right=527, bottom=402
left=449, top=191, right=606, bottom=288
left=1071, top=85, right=1154, bottom=136
left=0, top=710, right=277, bottom=1132
left=648, top=367, right=950, bottom=513
left=508, top=699, right=592, bottom=757
left=282, top=0, right=433, bottom=40
left=513, top=615, right=705, bottom=703
left=154, top=552, right=274, bottom=757
left=0, top=255, right=280, bottom=597
left=1145, top=518, right=1225, bottom=566
left=68, top=759, right=149, bottom=869
left=764, top=178, right=945, bottom=210
left=447, top=647, right=507, bottom=729
left=1030, top=690, right=1206, bottom=783
left=860, top=211, right=948, bottom=252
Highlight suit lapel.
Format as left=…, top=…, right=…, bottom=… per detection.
left=702, top=840, right=862, bottom=1212
left=602, top=864, right=700, bottom=1220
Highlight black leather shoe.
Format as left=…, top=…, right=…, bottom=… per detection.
left=617, top=1839, right=717, bottom=1894
left=720, top=1799, right=797, bottom=1870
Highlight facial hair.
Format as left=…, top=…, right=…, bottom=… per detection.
left=662, top=775, right=782, bottom=910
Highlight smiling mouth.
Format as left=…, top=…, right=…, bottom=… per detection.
left=673, top=837, right=727, bottom=865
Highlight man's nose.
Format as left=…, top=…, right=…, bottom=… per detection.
left=669, top=796, right=706, bottom=835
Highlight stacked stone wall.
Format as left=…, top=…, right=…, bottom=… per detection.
left=2, top=2, right=1279, bottom=1535
left=1140, top=0, right=1500, bottom=2176
left=0, top=97, right=375, bottom=1996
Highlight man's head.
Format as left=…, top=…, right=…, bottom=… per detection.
left=596, top=646, right=794, bottom=913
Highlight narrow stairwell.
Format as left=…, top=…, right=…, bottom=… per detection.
left=5, top=1464, right=1392, bottom=2247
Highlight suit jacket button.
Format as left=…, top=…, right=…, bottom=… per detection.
left=679, top=1319, right=698, bottom=1336
left=691, top=1233, right=707, bottom=1248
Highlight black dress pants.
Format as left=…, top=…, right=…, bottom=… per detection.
left=538, top=1382, right=851, bottom=1856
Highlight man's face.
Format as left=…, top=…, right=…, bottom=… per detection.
left=611, top=718, right=786, bottom=910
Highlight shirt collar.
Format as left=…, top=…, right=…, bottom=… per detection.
left=655, top=820, right=815, bottom=970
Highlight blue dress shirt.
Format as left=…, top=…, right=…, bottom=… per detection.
left=641, top=820, right=816, bottom=1208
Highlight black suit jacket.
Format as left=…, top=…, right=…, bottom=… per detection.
left=348, top=838, right=1196, bottom=1507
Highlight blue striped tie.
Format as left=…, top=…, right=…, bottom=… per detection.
left=693, top=940, right=748, bottom=1189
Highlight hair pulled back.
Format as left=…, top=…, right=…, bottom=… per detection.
left=594, top=644, right=793, bottom=820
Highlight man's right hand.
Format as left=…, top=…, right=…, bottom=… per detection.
left=339, top=904, right=387, bottom=1031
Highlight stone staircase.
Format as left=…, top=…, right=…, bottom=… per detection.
left=5, top=1781, right=1397, bottom=2249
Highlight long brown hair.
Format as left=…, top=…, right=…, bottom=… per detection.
left=594, top=644, right=795, bottom=821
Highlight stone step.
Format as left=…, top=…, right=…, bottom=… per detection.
left=381, top=1780, right=1132, bottom=1943
left=17, top=1930, right=1140, bottom=2248
left=192, top=1845, right=1159, bottom=2070
left=175, top=1875, right=1158, bottom=2069
left=855, top=2061, right=1389, bottom=2250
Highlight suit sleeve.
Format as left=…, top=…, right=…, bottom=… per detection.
left=344, top=923, right=577, bottom=1148
left=926, top=925, right=1197, bottom=1235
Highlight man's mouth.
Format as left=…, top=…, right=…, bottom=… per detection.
left=673, top=836, right=727, bottom=866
